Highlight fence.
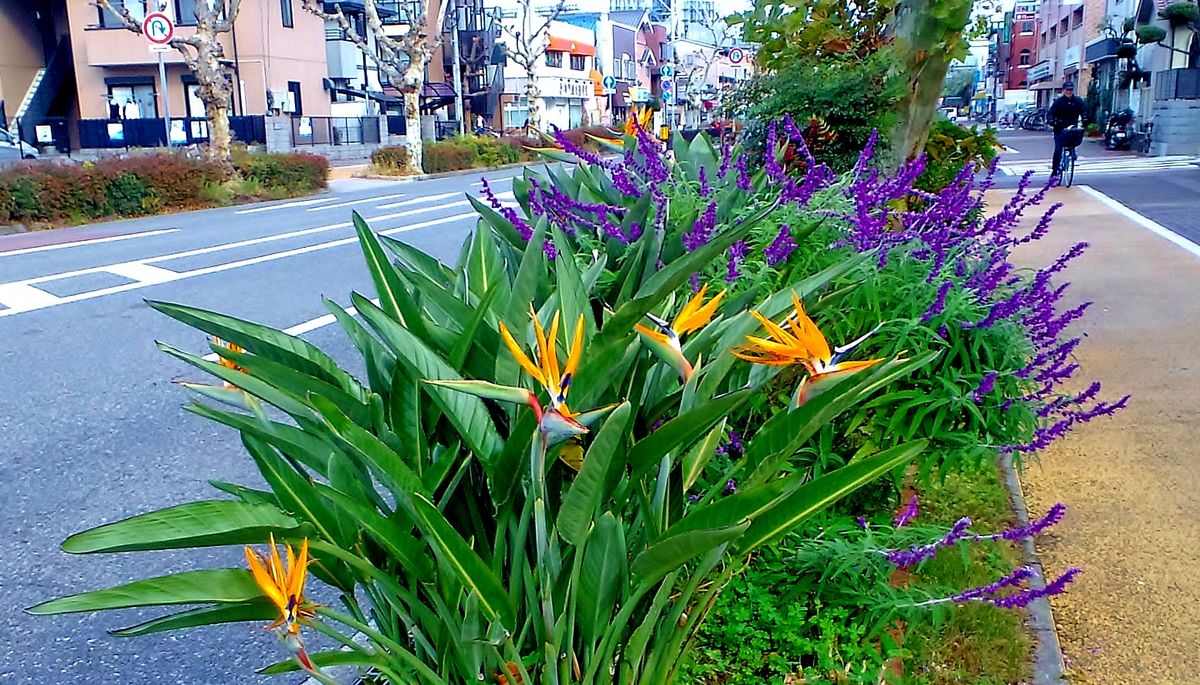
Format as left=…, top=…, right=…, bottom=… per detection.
left=290, top=116, right=381, bottom=147
left=75, top=115, right=267, bottom=149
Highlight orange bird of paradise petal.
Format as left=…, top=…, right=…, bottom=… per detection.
left=244, top=535, right=316, bottom=637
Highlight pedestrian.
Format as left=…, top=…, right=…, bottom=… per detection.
left=1049, top=81, right=1086, bottom=174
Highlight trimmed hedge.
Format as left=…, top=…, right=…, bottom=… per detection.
left=0, top=152, right=328, bottom=226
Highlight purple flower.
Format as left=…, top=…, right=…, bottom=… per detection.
left=684, top=201, right=718, bottom=252
left=688, top=493, right=701, bottom=504
left=986, top=568, right=1082, bottom=609
left=698, top=165, right=711, bottom=197
left=764, top=224, right=797, bottom=266
left=734, top=154, right=752, bottom=191
left=971, top=503, right=1066, bottom=543
left=886, top=516, right=972, bottom=568
left=921, top=280, right=953, bottom=322
left=726, top=240, right=749, bottom=282
left=894, top=496, right=920, bottom=527
left=974, top=371, right=998, bottom=403
left=724, top=478, right=738, bottom=495
left=716, top=431, right=745, bottom=459
left=952, top=566, right=1038, bottom=603
left=856, top=516, right=869, bottom=529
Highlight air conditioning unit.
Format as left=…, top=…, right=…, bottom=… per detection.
left=267, top=89, right=290, bottom=112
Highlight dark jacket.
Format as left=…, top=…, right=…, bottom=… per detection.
left=1049, top=95, right=1086, bottom=131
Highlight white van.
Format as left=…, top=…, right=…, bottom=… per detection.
left=0, top=127, right=39, bottom=162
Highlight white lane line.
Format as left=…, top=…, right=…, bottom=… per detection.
left=1003, top=145, right=1019, bottom=153
left=471, top=175, right=517, bottom=186
left=376, top=192, right=459, bottom=209
left=307, top=193, right=407, bottom=211
left=0, top=228, right=180, bottom=258
left=1077, top=185, right=1200, bottom=261
left=106, top=262, right=180, bottom=285
left=236, top=197, right=336, bottom=214
left=0, top=213, right=478, bottom=318
left=0, top=283, right=62, bottom=311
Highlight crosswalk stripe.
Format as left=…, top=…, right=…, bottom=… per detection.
left=307, top=193, right=407, bottom=211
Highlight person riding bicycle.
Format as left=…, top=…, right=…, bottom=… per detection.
left=1049, top=82, right=1086, bottom=174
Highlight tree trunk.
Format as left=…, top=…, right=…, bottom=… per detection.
left=398, top=65, right=425, bottom=175
left=893, top=57, right=952, bottom=162
left=206, top=101, right=233, bottom=167
left=525, top=75, right=542, bottom=132
left=191, top=23, right=235, bottom=169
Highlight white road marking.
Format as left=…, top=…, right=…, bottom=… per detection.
left=1002, top=145, right=1019, bottom=153
left=307, top=193, right=407, bottom=211
left=471, top=175, right=517, bottom=186
left=0, top=212, right=478, bottom=318
left=1077, top=185, right=1200, bottom=261
left=235, top=197, right=336, bottom=214
left=998, top=155, right=1200, bottom=176
left=106, top=262, right=180, bottom=285
left=0, top=283, right=62, bottom=312
left=0, top=228, right=180, bottom=258
left=375, top=192, right=459, bottom=209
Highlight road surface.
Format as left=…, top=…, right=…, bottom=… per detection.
left=0, top=171, right=520, bottom=684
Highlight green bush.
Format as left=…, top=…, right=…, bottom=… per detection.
left=1160, top=1, right=1200, bottom=25
left=422, top=138, right=475, bottom=172
left=917, top=119, right=999, bottom=192
left=733, top=52, right=905, bottom=171
left=370, top=145, right=412, bottom=175
left=234, top=152, right=328, bottom=194
left=1136, top=24, right=1167, bottom=44
left=0, top=152, right=323, bottom=227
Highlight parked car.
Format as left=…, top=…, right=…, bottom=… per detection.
left=0, top=127, right=39, bottom=162
left=938, top=107, right=959, bottom=122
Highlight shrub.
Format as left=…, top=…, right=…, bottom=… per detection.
left=1136, top=24, right=1167, bottom=44
left=370, top=145, right=412, bottom=175
left=235, top=152, right=328, bottom=194
left=917, top=119, right=999, bottom=192
left=104, top=172, right=151, bottom=216
left=1160, top=1, right=1200, bottom=25
left=422, top=138, right=475, bottom=172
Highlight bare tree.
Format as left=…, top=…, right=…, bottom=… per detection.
left=675, top=23, right=738, bottom=126
left=303, top=0, right=446, bottom=174
left=500, top=0, right=567, bottom=133
left=96, top=0, right=242, bottom=166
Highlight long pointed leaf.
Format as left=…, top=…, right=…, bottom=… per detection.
left=62, top=500, right=301, bottom=554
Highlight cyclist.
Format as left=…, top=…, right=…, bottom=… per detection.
left=1049, top=81, right=1086, bottom=175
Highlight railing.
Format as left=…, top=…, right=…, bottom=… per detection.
left=1155, top=68, right=1200, bottom=100
left=75, top=115, right=266, bottom=149
left=290, top=116, right=381, bottom=146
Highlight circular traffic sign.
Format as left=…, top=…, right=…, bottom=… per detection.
left=602, top=75, right=617, bottom=89
left=660, top=79, right=674, bottom=94
left=728, top=47, right=745, bottom=64
left=659, top=64, right=675, bottom=78
left=143, top=12, right=175, bottom=45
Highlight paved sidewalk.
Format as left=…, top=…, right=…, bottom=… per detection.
left=994, top=185, right=1200, bottom=684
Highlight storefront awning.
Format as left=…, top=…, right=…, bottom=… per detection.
left=1028, top=81, right=1062, bottom=91
left=548, top=36, right=596, bottom=56
left=383, top=83, right=457, bottom=111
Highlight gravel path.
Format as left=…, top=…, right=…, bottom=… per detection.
left=997, top=186, right=1200, bottom=684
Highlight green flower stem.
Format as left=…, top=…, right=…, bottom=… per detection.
left=532, top=434, right=560, bottom=685
left=316, top=607, right=448, bottom=685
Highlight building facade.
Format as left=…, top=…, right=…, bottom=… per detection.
left=1029, top=0, right=1107, bottom=107
left=497, top=19, right=601, bottom=131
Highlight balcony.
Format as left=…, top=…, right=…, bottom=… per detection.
left=1155, top=68, right=1200, bottom=100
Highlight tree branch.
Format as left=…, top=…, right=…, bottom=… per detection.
left=93, top=0, right=142, bottom=32
left=216, top=0, right=243, bottom=33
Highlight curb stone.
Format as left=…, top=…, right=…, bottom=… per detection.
left=999, top=453, right=1069, bottom=684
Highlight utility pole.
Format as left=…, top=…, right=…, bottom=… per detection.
left=450, top=0, right=465, bottom=135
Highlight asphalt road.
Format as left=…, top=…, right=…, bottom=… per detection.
left=0, top=170, right=522, bottom=684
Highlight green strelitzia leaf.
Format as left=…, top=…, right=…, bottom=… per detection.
left=627, top=389, right=751, bottom=482
left=737, top=440, right=927, bottom=554
left=27, top=569, right=262, bottom=615
left=410, top=494, right=516, bottom=630
left=62, top=500, right=301, bottom=554
left=558, top=403, right=632, bottom=545
left=110, top=598, right=277, bottom=637
left=577, top=512, right=626, bottom=648
left=353, top=211, right=430, bottom=341
left=630, top=524, right=748, bottom=588
left=425, top=379, right=532, bottom=405
left=258, top=650, right=384, bottom=675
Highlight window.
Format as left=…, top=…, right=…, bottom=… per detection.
left=1021, top=21, right=1033, bottom=34
left=98, top=0, right=145, bottom=28
left=570, top=54, right=586, bottom=71
left=546, top=51, right=563, bottom=68
left=287, top=81, right=303, bottom=115
left=1072, top=8, right=1083, bottom=29
left=1019, top=49, right=1031, bottom=65
left=281, top=0, right=294, bottom=28
left=107, top=83, right=157, bottom=119
left=174, top=0, right=198, bottom=25
left=503, top=99, right=529, bottom=128
left=1049, top=26, right=1056, bottom=42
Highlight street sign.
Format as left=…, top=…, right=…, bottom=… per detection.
left=148, top=44, right=171, bottom=53
left=602, top=75, right=617, bottom=89
left=143, top=12, right=175, bottom=45
left=659, top=64, right=675, bottom=78
left=728, top=47, right=746, bottom=64
left=660, top=79, right=674, bottom=95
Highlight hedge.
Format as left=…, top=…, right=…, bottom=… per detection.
left=0, top=152, right=329, bottom=226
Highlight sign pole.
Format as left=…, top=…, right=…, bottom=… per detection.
left=158, top=50, right=172, bottom=147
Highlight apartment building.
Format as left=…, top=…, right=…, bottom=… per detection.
left=497, top=19, right=602, bottom=130
left=1028, top=0, right=1106, bottom=106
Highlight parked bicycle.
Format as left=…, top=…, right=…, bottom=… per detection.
left=1020, top=109, right=1049, bottom=131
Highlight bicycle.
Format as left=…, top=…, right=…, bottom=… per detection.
left=1057, top=125, right=1084, bottom=187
